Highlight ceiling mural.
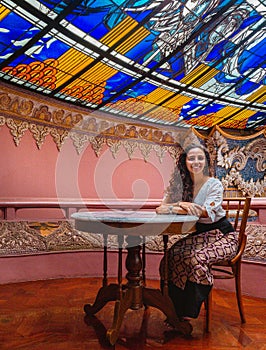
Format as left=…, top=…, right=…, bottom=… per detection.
left=0, top=0, right=265, bottom=130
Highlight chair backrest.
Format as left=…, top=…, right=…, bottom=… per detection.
left=223, top=197, right=251, bottom=263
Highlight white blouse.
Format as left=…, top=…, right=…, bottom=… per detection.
left=194, top=177, right=226, bottom=224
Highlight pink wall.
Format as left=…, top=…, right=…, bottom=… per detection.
left=0, top=125, right=174, bottom=202
left=0, top=251, right=264, bottom=298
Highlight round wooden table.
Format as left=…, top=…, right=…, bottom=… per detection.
left=72, top=210, right=198, bottom=345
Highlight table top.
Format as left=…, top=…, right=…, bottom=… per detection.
left=72, top=211, right=198, bottom=236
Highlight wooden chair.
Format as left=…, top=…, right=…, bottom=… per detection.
left=205, top=196, right=251, bottom=332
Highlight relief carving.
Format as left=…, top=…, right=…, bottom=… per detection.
left=213, top=129, right=266, bottom=196
left=70, top=132, right=90, bottom=155
left=154, top=144, right=168, bottom=163
left=0, top=92, right=11, bottom=109
left=29, top=123, right=51, bottom=149
left=6, top=118, right=29, bottom=146
left=0, top=116, right=5, bottom=127
left=50, top=128, right=69, bottom=151
left=0, top=85, right=265, bottom=176
left=0, top=221, right=46, bottom=254
left=33, top=105, right=52, bottom=122
left=89, top=135, right=105, bottom=157
left=106, top=139, right=123, bottom=158
left=222, top=168, right=266, bottom=197
left=139, top=142, right=153, bottom=162
left=1, top=221, right=263, bottom=263
left=123, top=140, right=138, bottom=159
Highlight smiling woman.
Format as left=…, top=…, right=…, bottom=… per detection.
left=156, top=143, right=239, bottom=321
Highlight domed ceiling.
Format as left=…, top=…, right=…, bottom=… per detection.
left=0, top=0, right=265, bottom=131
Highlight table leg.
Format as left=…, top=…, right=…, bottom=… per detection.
left=84, top=284, right=119, bottom=315
left=106, top=288, right=134, bottom=345
left=85, top=234, right=192, bottom=345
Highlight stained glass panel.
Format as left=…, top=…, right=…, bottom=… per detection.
left=0, top=0, right=265, bottom=129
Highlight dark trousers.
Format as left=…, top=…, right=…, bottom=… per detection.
left=162, top=280, right=212, bottom=318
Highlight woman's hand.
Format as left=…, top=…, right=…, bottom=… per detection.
left=156, top=204, right=172, bottom=214
left=172, top=206, right=187, bottom=215
left=156, top=203, right=187, bottom=215
left=179, top=202, right=204, bottom=217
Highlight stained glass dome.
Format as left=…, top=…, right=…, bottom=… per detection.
left=0, top=0, right=265, bottom=130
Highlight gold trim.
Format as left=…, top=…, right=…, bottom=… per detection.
left=213, top=125, right=265, bottom=140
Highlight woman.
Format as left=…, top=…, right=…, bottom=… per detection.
left=156, top=143, right=238, bottom=320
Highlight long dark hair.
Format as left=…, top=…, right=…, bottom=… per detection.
left=166, top=144, right=210, bottom=202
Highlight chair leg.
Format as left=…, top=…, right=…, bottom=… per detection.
left=235, top=262, right=246, bottom=323
left=205, top=289, right=212, bottom=332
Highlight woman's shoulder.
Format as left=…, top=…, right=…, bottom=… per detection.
left=207, top=177, right=221, bottom=183
left=206, top=177, right=224, bottom=188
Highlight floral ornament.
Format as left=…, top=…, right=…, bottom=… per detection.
left=222, top=167, right=266, bottom=197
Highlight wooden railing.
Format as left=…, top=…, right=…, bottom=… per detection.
left=0, top=197, right=265, bottom=223
left=0, top=198, right=161, bottom=220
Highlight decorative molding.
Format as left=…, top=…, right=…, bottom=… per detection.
left=0, top=115, right=5, bottom=126
left=221, top=168, right=266, bottom=197
left=212, top=129, right=266, bottom=197
left=123, top=140, right=138, bottom=159
left=106, top=139, right=123, bottom=159
left=139, top=142, right=153, bottom=162
left=50, top=128, right=69, bottom=151
left=69, top=132, right=90, bottom=155
left=153, top=144, right=168, bottom=163
left=6, top=118, right=29, bottom=146
left=0, top=221, right=46, bottom=254
left=0, top=83, right=265, bottom=190
left=244, top=224, right=266, bottom=261
left=0, top=221, right=264, bottom=263
left=89, top=135, right=106, bottom=157
left=0, top=84, right=187, bottom=161
left=29, top=123, right=51, bottom=149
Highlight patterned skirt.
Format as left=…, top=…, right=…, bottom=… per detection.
left=160, top=229, right=239, bottom=290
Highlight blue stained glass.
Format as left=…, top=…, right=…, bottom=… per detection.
left=124, top=33, right=155, bottom=61
left=235, top=80, right=260, bottom=96
left=103, top=72, right=135, bottom=101
left=180, top=99, right=223, bottom=119
left=66, top=7, right=110, bottom=37
left=69, top=17, right=104, bottom=40
left=6, top=55, right=36, bottom=68
left=0, top=0, right=264, bottom=129
left=239, top=13, right=263, bottom=31
left=65, top=1, right=153, bottom=40
left=124, top=80, right=157, bottom=97
left=107, top=79, right=157, bottom=102
left=0, top=13, right=40, bottom=63
left=215, top=71, right=240, bottom=84
left=0, top=11, right=70, bottom=64
left=246, top=112, right=266, bottom=124
left=238, top=41, right=266, bottom=74
left=39, top=0, right=94, bottom=14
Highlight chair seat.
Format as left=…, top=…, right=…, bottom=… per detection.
left=205, top=196, right=251, bottom=332
left=212, top=260, right=231, bottom=267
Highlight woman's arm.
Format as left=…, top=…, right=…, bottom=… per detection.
left=179, top=179, right=224, bottom=219
left=178, top=201, right=206, bottom=217
left=156, top=194, right=187, bottom=215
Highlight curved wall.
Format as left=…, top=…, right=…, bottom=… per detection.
left=0, top=124, right=173, bottom=206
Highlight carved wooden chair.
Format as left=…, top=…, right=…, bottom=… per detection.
left=205, top=196, right=251, bottom=332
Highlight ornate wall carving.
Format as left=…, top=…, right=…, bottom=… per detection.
left=208, top=128, right=266, bottom=197
left=1, top=83, right=265, bottom=181
left=0, top=83, right=189, bottom=163
left=0, top=221, right=264, bottom=263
